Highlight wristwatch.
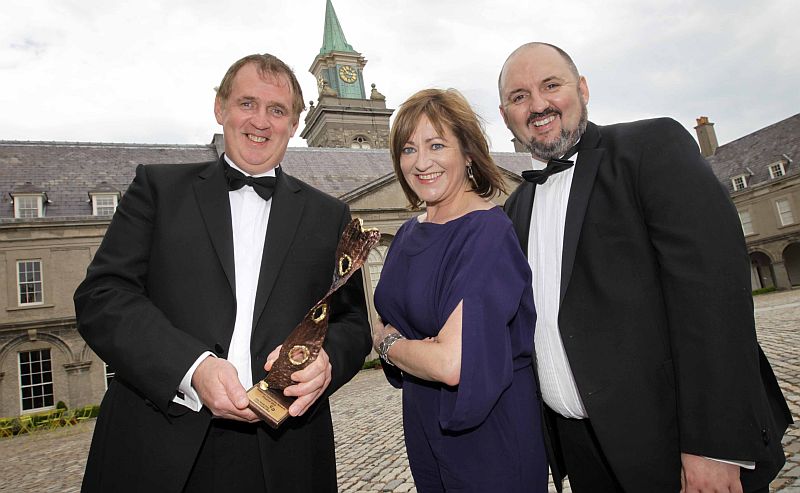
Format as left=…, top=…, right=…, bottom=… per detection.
left=378, top=332, right=405, bottom=366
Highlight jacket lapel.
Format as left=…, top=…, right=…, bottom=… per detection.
left=560, top=122, right=603, bottom=302
left=194, top=157, right=236, bottom=295
left=251, top=169, right=305, bottom=331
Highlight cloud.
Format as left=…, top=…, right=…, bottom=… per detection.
left=1, top=0, right=798, bottom=151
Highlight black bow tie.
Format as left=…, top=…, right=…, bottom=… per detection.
left=521, top=144, right=580, bottom=185
left=223, top=162, right=277, bottom=201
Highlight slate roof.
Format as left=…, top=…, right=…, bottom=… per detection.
left=707, top=113, right=800, bottom=193
left=0, top=141, right=217, bottom=219
left=0, top=138, right=532, bottom=220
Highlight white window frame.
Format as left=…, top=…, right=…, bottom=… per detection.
left=367, top=245, right=388, bottom=294
left=738, top=210, right=754, bottom=236
left=776, top=199, right=794, bottom=226
left=731, top=174, right=748, bottom=191
left=16, top=260, right=43, bottom=306
left=91, top=193, right=119, bottom=216
left=104, top=363, right=115, bottom=389
left=19, top=349, right=55, bottom=412
left=768, top=162, right=785, bottom=179
left=13, top=194, right=44, bottom=218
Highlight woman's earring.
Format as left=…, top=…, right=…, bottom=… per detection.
left=466, top=162, right=478, bottom=189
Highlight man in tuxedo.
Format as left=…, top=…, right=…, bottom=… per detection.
left=74, top=53, right=371, bottom=493
left=499, top=42, right=791, bottom=492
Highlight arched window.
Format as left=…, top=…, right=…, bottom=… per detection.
left=351, top=135, right=371, bottom=149
left=367, top=246, right=388, bottom=293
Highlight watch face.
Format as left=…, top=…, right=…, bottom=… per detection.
left=338, top=65, right=357, bottom=84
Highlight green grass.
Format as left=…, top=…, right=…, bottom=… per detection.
left=752, top=286, right=777, bottom=296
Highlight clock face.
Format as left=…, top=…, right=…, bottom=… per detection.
left=338, top=65, right=357, bottom=84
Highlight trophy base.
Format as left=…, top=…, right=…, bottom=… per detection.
left=247, top=383, right=294, bottom=429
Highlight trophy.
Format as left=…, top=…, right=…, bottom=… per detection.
left=247, top=218, right=380, bottom=428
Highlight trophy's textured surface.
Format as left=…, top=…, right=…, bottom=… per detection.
left=263, top=218, right=380, bottom=390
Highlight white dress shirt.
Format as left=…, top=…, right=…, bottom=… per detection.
left=173, top=156, right=273, bottom=411
left=527, top=151, right=588, bottom=419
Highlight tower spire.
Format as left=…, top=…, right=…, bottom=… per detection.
left=302, top=0, right=393, bottom=149
left=320, top=0, right=355, bottom=54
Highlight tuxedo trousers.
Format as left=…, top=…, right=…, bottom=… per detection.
left=550, top=411, right=624, bottom=492
left=182, top=419, right=266, bottom=492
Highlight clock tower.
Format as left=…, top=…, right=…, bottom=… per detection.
left=301, top=0, right=393, bottom=149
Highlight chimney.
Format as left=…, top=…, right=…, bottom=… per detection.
left=694, top=116, right=719, bottom=157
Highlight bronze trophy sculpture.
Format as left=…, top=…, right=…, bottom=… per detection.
left=247, top=218, right=380, bottom=427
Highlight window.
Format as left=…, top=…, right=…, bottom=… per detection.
left=350, top=136, right=371, bottom=149
left=731, top=175, right=748, bottom=191
left=769, top=162, right=785, bottom=179
left=105, top=363, right=115, bottom=389
left=367, top=246, right=388, bottom=293
left=14, top=195, right=43, bottom=218
left=776, top=199, right=794, bottom=226
left=19, top=349, right=54, bottom=411
left=17, top=260, right=43, bottom=306
left=738, top=211, right=754, bottom=235
left=92, top=193, right=118, bottom=216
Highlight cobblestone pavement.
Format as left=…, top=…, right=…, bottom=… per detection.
left=1, top=289, right=798, bottom=492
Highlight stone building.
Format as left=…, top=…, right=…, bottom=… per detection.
left=300, top=0, right=393, bottom=149
left=0, top=139, right=528, bottom=417
left=699, top=114, right=800, bottom=289
left=0, top=0, right=531, bottom=416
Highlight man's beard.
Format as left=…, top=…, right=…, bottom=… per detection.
left=521, top=100, right=588, bottom=161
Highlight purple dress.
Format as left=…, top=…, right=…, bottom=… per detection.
left=374, top=207, right=547, bottom=492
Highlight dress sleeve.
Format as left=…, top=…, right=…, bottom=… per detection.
left=437, top=220, right=533, bottom=432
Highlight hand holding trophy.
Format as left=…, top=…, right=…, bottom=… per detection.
left=247, top=218, right=380, bottom=427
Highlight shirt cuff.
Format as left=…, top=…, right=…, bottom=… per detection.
left=704, top=457, right=756, bottom=470
left=172, top=351, right=215, bottom=412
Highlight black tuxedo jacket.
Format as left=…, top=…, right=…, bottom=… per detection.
left=74, top=157, right=371, bottom=492
left=504, top=119, right=791, bottom=492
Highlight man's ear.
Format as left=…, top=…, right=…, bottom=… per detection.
left=578, top=76, right=590, bottom=106
left=499, top=104, right=510, bottom=128
left=214, top=96, right=224, bottom=125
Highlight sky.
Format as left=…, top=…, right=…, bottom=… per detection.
left=2, top=0, right=799, bottom=153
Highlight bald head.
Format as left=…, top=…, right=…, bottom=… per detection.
left=498, top=42, right=580, bottom=99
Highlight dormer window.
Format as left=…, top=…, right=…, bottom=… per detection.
left=731, top=174, right=748, bottom=191
left=88, top=182, right=121, bottom=216
left=768, top=162, right=785, bottom=179
left=10, top=183, right=48, bottom=218
left=14, top=195, right=44, bottom=218
left=91, top=193, right=119, bottom=216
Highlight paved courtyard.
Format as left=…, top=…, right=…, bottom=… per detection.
left=1, top=289, right=799, bottom=492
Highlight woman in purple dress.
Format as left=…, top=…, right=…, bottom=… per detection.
left=372, top=88, right=547, bottom=492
